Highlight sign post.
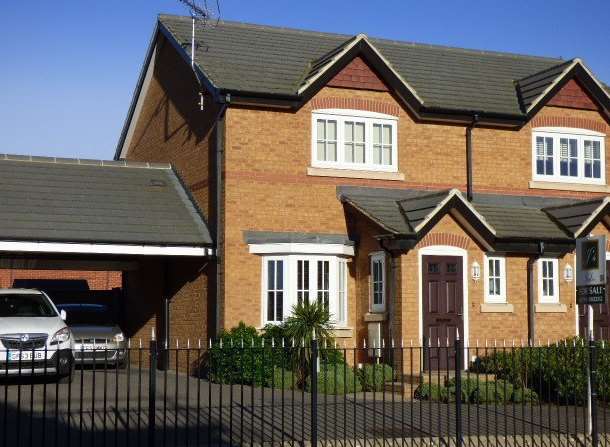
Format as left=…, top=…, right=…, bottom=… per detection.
left=576, top=235, right=606, bottom=441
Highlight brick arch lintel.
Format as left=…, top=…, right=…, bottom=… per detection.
left=310, top=97, right=400, bottom=117
left=530, top=116, right=608, bottom=134
left=416, top=232, right=472, bottom=250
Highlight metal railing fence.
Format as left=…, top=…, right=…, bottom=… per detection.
left=0, top=337, right=608, bottom=446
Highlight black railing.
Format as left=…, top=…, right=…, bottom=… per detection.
left=0, top=337, right=609, bottom=446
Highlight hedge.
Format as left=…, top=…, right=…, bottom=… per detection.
left=414, top=378, right=537, bottom=404
left=307, top=363, right=362, bottom=394
left=471, top=337, right=609, bottom=404
left=207, top=322, right=275, bottom=386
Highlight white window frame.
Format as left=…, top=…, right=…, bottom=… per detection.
left=532, top=127, right=606, bottom=185
left=370, top=251, right=386, bottom=313
left=537, top=258, right=559, bottom=304
left=262, top=257, right=287, bottom=324
left=484, top=255, right=507, bottom=303
left=311, top=109, right=398, bottom=173
left=260, top=254, right=349, bottom=326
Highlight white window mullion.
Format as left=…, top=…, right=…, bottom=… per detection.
left=312, top=110, right=397, bottom=172
left=533, top=129, right=605, bottom=184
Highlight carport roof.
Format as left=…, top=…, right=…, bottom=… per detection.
left=0, top=154, right=213, bottom=252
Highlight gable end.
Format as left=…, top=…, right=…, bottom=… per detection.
left=326, top=56, right=389, bottom=92
left=547, top=78, right=599, bottom=110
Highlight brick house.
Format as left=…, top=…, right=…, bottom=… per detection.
left=115, top=15, right=610, bottom=359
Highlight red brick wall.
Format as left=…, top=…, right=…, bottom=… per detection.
left=124, top=34, right=217, bottom=341
left=547, top=78, right=599, bottom=111
left=0, top=269, right=121, bottom=290
left=327, top=56, right=389, bottom=91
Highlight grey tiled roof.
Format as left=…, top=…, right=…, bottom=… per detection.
left=338, top=186, right=581, bottom=241
left=397, top=191, right=452, bottom=231
left=516, top=60, right=573, bottom=111
left=544, top=199, right=607, bottom=236
left=159, top=15, right=575, bottom=116
left=0, top=154, right=212, bottom=246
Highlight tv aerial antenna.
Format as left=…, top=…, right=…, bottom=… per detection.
left=178, top=0, right=220, bottom=67
left=177, top=0, right=220, bottom=110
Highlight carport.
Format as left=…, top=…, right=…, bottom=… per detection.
left=0, top=154, right=214, bottom=351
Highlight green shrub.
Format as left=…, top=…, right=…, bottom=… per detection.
left=358, top=363, right=394, bottom=391
left=413, top=383, right=444, bottom=400
left=471, top=380, right=514, bottom=404
left=307, top=363, right=362, bottom=394
left=444, top=377, right=482, bottom=403
left=321, top=347, right=347, bottom=365
left=272, top=368, right=297, bottom=390
left=414, top=379, right=521, bottom=404
left=207, top=322, right=274, bottom=386
left=471, top=338, right=597, bottom=404
left=511, top=387, right=539, bottom=403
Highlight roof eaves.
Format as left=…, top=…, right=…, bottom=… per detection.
left=522, top=58, right=610, bottom=116
left=412, top=189, right=497, bottom=236
left=339, top=196, right=402, bottom=235
left=297, top=34, right=365, bottom=95
left=168, top=165, right=214, bottom=246
left=114, top=21, right=160, bottom=160
left=573, top=197, right=610, bottom=238
left=522, top=59, right=578, bottom=114
left=297, top=34, right=424, bottom=106
left=157, top=20, right=220, bottom=96
left=359, top=36, right=424, bottom=104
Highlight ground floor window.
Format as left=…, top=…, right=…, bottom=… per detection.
left=484, top=255, right=506, bottom=303
left=538, top=258, right=559, bottom=303
left=370, top=252, right=386, bottom=312
left=262, top=255, right=348, bottom=325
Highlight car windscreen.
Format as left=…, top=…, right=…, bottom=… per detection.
left=57, top=304, right=115, bottom=326
left=0, top=294, right=57, bottom=318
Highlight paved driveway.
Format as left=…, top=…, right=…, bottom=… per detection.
left=0, top=369, right=606, bottom=446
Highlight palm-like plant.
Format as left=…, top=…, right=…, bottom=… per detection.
left=283, top=301, right=335, bottom=387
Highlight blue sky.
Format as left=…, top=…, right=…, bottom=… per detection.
left=1, top=0, right=608, bottom=160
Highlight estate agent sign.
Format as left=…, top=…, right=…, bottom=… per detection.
left=576, top=235, right=607, bottom=305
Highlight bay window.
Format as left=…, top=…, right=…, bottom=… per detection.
left=533, top=128, right=605, bottom=184
left=312, top=109, right=398, bottom=172
left=262, top=255, right=348, bottom=325
left=266, top=259, right=285, bottom=323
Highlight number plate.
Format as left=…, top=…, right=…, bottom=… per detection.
left=82, top=344, right=108, bottom=351
left=8, top=351, right=46, bottom=361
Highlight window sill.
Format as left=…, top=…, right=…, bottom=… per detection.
left=364, top=312, right=387, bottom=322
left=529, top=180, right=610, bottom=193
left=331, top=327, right=354, bottom=338
left=480, top=303, right=514, bottom=313
left=535, top=303, right=567, bottom=313
left=308, top=167, right=405, bottom=181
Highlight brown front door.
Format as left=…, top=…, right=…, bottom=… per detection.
left=579, top=260, right=610, bottom=340
left=422, top=255, right=464, bottom=370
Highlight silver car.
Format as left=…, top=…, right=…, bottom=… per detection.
left=0, top=289, right=74, bottom=381
left=57, top=303, right=126, bottom=367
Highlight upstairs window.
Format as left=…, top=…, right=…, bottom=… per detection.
left=533, top=128, right=605, bottom=184
left=312, top=109, right=398, bottom=172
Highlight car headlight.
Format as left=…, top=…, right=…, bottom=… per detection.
left=113, top=333, right=125, bottom=343
left=50, top=327, right=71, bottom=345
